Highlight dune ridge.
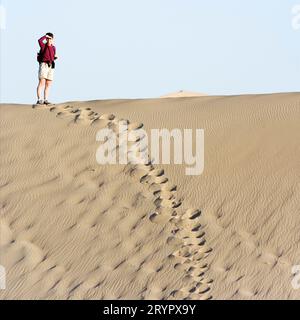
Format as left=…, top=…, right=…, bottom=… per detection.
left=160, top=90, right=207, bottom=98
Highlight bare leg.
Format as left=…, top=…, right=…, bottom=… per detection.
left=37, top=78, right=46, bottom=100
left=44, top=80, right=52, bottom=101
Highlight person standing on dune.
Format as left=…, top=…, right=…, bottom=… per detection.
left=36, top=33, right=58, bottom=105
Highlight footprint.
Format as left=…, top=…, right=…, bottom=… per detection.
left=154, top=198, right=181, bottom=209
left=153, top=190, right=175, bottom=200
left=149, top=213, right=171, bottom=224
left=140, top=174, right=168, bottom=185
left=182, top=209, right=201, bottom=220
left=128, top=122, right=144, bottom=131
left=100, top=114, right=115, bottom=121
left=148, top=168, right=164, bottom=177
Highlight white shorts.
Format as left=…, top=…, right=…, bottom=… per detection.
left=38, top=62, right=54, bottom=81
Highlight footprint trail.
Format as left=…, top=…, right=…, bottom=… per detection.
left=32, top=102, right=213, bottom=300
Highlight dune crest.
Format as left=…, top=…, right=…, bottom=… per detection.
left=160, top=90, right=207, bottom=98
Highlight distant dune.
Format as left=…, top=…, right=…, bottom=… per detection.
left=160, top=90, right=207, bottom=98
left=0, top=92, right=300, bottom=300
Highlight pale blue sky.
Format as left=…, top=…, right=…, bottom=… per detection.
left=0, top=0, right=299, bottom=103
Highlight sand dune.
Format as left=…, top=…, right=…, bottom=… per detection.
left=0, top=92, right=300, bottom=299
left=160, top=90, right=207, bottom=98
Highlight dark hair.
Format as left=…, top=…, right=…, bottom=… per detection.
left=46, top=32, right=54, bottom=38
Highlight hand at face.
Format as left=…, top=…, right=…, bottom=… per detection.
left=46, top=35, right=54, bottom=46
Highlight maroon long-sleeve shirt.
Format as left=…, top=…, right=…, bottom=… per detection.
left=38, top=35, right=56, bottom=63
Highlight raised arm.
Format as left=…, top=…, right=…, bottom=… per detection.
left=38, top=35, right=47, bottom=49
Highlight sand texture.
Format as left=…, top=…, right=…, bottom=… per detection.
left=0, top=92, right=299, bottom=299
